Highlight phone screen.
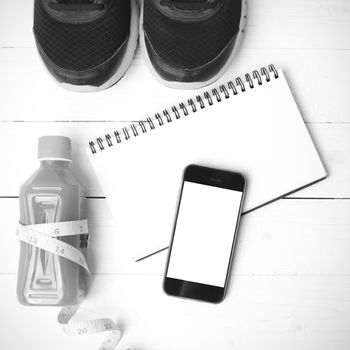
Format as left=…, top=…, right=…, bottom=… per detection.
left=166, top=181, right=243, bottom=288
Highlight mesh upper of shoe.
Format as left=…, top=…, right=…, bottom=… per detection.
left=34, top=0, right=131, bottom=71
left=143, top=0, right=242, bottom=70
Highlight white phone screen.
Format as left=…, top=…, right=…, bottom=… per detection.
left=167, top=181, right=243, bottom=288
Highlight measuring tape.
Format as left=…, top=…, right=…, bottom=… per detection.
left=58, top=305, right=121, bottom=350
left=16, top=220, right=122, bottom=350
left=17, top=221, right=90, bottom=272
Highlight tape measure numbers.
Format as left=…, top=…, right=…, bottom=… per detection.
left=16, top=220, right=122, bottom=350
left=17, top=222, right=90, bottom=272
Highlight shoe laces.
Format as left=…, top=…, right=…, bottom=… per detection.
left=160, top=0, right=218, bottom=11
left=48, top=0, right=106, bottom=11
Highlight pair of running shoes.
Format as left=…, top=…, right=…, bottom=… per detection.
left=34, top=0, right=247, bottom=92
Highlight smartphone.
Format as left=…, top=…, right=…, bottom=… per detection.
left=163, top=164, right=246, bottom=303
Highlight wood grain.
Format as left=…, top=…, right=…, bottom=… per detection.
left=3, top=198, right=350, bottom=275
left=1, top=274, right=350, bottom=350
left=0, top=48, right=349, bottom=123
left=0, top=122, right=347, bottom=198
left=1, top=0, right=349, bottom=349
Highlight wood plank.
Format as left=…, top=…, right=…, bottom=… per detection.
left=0, top=48, right=349, bottom=123
left=2, top=274, right=350, bottom=350
left=0, top=2, right=349, bottom=349
left=1, top=0, right=350, bottom=49
left=3, top=198, right=350, bottom=275
left=0, top=122, right=347, bottom=198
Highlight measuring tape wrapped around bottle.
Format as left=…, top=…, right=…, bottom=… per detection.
left=16, top=220, right=122, bottom=350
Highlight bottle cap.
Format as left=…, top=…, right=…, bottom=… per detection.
left=38, top=136, right=72, bottom=161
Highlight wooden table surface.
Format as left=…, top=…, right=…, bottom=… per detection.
left=1, top=1, right=350, bottom=349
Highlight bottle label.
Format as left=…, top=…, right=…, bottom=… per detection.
left=16, top=220, right=122, bottom=350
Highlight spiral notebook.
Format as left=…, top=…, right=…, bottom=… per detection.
left=87, top=65, right=327, bottom=262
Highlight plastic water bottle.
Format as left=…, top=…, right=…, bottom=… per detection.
left=17, top=136, right=88, bottom=306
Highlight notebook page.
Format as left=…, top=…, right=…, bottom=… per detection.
left=88, top=69, right=327, bottom=262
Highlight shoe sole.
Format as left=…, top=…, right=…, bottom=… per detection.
left=139, top=0, right=247, bottom=90
left=37, top=0, right=140, bottom=93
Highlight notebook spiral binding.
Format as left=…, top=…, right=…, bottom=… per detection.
left=89, top=64, right=279, bottom=154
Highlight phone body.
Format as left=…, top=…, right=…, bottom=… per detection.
left=163, top=164, right=246, bottom=303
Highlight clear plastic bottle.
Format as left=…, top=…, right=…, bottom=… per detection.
left=17, top=136, right=88, bottom=306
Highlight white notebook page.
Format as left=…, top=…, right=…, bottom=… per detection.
left=87, top=68, right=327, bottom=262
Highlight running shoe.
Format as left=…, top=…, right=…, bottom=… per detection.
left=33, top=0, right=139, bottom=92
left=140, top=0, right=247, bottom=89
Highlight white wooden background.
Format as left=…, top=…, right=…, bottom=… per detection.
left=1, top=0, right=350, bottom=349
